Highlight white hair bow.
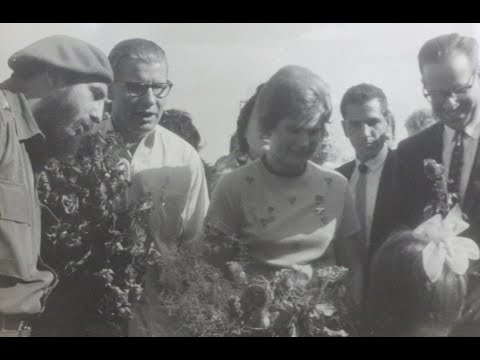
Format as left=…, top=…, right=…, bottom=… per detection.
left=414, top=204, right=480, bottom=282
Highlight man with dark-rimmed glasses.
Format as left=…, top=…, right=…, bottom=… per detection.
left=104, top=38, right=209, bottom=336
left=395, top=33, right=480, bottom=336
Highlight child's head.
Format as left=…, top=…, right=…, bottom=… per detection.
left=366, top=230, right=467, bottom=336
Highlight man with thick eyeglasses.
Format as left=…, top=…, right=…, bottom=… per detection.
left=395, top=33, right=480, bottom=336
left=423, top=73, right=476, bottom=103
left=102, top=38, right=209, bottom=337
left=116, top=80, right=173, bottom=99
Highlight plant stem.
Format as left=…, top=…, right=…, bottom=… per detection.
left=40, top=203, right=61, bottom=224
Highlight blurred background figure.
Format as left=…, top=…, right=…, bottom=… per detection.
left=311, top=133, right=337, bottom=167
left=214, top=84, right=268, bottom=177
left=213, top=131, right=246, bottom=173
left=159, top=108, right=217, bottom=195
left=404, top=108, right=437, bottom=137
left=160, top=109, right=201, bottom=150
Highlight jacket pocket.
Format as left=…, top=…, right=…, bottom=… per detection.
left=0, top=180, right=31, bottom=225
left=0, top=180, right=37, bottom=280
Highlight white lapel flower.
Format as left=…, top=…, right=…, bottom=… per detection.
left=414, top=204, right=480, bottom=282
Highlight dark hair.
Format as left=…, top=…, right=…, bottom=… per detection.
left=229, top=131, right=239, bottom=154
left=108, top=38, right=167, bottom=78
left=340, top=83, right=394, bottom=125
left=160, top=109, right=201, bottom=151
left=257, top=65, right=332, bottom=134
left=366, top=230, right=467, bottom=336
left=236, top=84, right=264, bottom=155
left=418, top=33, right=479, bottom=74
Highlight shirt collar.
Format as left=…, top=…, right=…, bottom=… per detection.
left=355, top=143, right=388, bottom=172
left=464, top=115, right=480, bottom=139
left=0, top=90, right=44, bottom=142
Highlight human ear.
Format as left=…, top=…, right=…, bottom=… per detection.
left=384, top=111, right=395, bottom=137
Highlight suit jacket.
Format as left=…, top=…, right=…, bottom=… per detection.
left=336, top=149, right=397, bottom=259
left=395, top=121, right=480, bottom=333
left=395, top=121, right=480, bottom=246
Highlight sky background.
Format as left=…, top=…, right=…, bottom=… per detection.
left=1, top=23, right=479, bottom=163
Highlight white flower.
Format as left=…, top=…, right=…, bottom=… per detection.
left=315, top=303, right=336, bottom=317
left=415, top=205, right=480, bottom=282
left=322, top=327, right=348, bottom=337
left=291, top=264, right=313, bottom=282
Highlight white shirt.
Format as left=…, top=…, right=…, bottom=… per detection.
left=128, top=125, right=210, bottom=250
left=349, top=144, right=389, bottom=247
left=443, top=119, right=480, bottom=199
left=126, top=125, right=210, bottom=337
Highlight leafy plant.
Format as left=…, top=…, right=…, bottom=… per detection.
left=38, top=131, right=161, bottom=336
left=145, top=227, right=356, bottom=337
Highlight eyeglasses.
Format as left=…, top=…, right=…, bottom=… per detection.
left=117, top=80, right=173, bottom=99
left=423, top=74, right=476, bottom=102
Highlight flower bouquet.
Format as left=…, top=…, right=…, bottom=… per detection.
left=145, top=226, right=356, bottom=337
left=226, top=263, right=354, bottom=337
left=422, top=159, right=480, bottom=279
left=37, top=131, right=161, bottom=336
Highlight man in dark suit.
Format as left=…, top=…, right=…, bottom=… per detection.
left=337, top=84, right=397, bottom=264
left=395, top=33, right=480, bottom=335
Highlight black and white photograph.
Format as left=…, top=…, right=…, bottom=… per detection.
left=1, top=23, right=480, bottom=337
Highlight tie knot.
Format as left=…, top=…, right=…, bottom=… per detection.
left=358, top=163, right=369, bottom=174
left=454, top=130, right=465, bottom=142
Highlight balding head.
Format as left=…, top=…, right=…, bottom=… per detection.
left=108, top=38, right=170, bottom=142
left=108, top=38, right=168, bottom=79
left=418, top=33, right=479, bottom=74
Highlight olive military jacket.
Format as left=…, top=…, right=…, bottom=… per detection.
left=0, top=88, right=55, bottom=315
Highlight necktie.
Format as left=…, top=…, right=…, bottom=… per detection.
left=356, top=163, right=369, bottom=247
left=448, top=131, right=464, bottom=203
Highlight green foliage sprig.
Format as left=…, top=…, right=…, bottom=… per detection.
left=38, top=131, right=161, bottom=336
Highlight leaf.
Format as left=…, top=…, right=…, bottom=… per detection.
left=288, top=322, right=298, bottom=337
left=315, top=303, right=336, bottom=317
left=322, top=327, right=348, bottom=337
left=138, top=200, right=153, bottom=212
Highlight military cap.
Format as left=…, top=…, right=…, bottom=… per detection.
left=8, top=35, right=113, bottom=83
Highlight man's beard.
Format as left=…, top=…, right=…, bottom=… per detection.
left=34, top=89, right=84, bottom=160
